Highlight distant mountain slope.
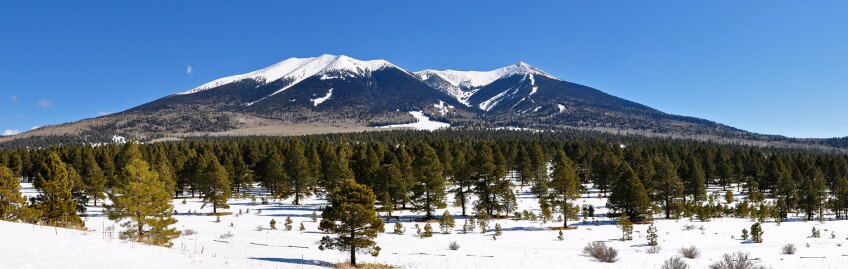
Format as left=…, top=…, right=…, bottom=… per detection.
left=0, top=54, right=840, bottom=151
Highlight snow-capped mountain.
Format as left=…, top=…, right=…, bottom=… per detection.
left=415, top=62, right=556, bottom=106
left=1, top=54, right=751, bottom=146
left=180, top=54, right=404, bottom=106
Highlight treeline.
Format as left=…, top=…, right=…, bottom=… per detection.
left=2, top=130, right=848, bottom=229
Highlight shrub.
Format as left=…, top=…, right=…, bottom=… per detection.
left=423, top=223, right=433, bottom=238
left=679, top=246, right=700, bottom=259
left=750, top=223, right=763, bottom=243
left=646, top=245, right=661, bottom=254
left=182, top=229, right=197, bottom=236
left=393, top=222, right=405, bottom=235
left=270, top=219, right=277, bottom=230
left=219, top=231, right=234, bottom=239
left=583, top=242, right=618, bottom=263
left=662, top=257, right=690, bottom=269
left=448, top=241, right=460, bottom=251
left=708, top=252, right=765, bottom=269
left=782, top=244, right=797, bottom=255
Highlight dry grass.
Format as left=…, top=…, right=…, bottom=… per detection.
left=333, top=262, right=396, bottom=269
left=548, top=226, right=578, bottom=231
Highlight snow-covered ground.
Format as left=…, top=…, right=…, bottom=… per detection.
left=376, top=111, right=450, bottom=131
left=7, top=181, right=848, bottom=269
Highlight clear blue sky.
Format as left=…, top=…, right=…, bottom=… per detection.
left=2, top=1, right=847, bottom=138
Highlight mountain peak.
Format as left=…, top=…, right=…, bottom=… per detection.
left=415, top=61, right=557, bottom=91
left=179, top=54, right=399, bottom=95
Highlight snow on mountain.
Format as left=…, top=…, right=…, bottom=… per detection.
left=310, top=88, right=333, bottom=107
left=415, top=62, right=556, bottom=106
left=179, top=54, right=400, bottom=101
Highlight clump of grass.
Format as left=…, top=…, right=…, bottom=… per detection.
left=449, top=241, right=460, bottom=251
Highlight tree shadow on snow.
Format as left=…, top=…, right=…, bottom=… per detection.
left=250, top=257, right=333, bottom=267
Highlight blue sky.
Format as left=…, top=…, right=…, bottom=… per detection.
left=1, top=1, right=847, bottom=138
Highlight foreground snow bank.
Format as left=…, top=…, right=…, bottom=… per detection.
left=0, top=221, right=231, bottom=269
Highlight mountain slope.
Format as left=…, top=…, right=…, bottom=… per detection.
left=0, top=54, right=833, bottom=150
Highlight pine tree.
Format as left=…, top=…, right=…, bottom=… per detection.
left=393, top=222, right=405, bottom=235
left=617, top=212, right=633, bottom=241
left=0, top=166, right=31, bottom=221
left=285, top=216, right=293, bottom=230
left=106, top=158, right=179, bottom=247
left=653, top=155, right=684, bottom=219
left=410, top=144, right=446, bottom=219
left=494, top=223, right=502, bottom=236
left=450, top=148, right=475, bottom=216
left=256, top=151, right=286, bottom=196
left=647, top=223, right=658, bottom=246
left=285, top=141, right=315, bottom=205
left=270, top=219, right=277, bottom=230
left=607, top=162, right=651, bottom=222
left=318, top=179, right=384, bottom=266
left=423, top=223, right=433, bottom=238
left=548, top=150, right=581, bottom=228
left=35, top=152, right=83, bottom=228
left=300, top=222, right=306, bottom=231
left=683, top=155, right=707, bottom=202
left=750, top=222, right=763, bottom=243
left=199, top=154, right=230, bottom=214
left=473, top=143, right=516, bottom=217
left=439, top=210, right=455, bottom=234
left=80, top=150, right=106, bottom=206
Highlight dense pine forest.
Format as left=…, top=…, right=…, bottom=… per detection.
left=2, top=130, right=848, bottom=246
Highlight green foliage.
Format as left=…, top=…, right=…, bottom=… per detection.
left=270, top=219, right=277, bottom=230
left=0, top=166, right=33, bottom=221
left=750, top=222, right=763, bottom=243
left=318, top=179, right=383, bottom=267
left=35, top=152, right=83, bottom=228
left=410, top=144, right=446, bottom=219
left=607, top=163, right=651, bottom=222
left=422, top=223, right=433, bottom=238
left=548, top=150, right=581, bottom=227
left=439, top=210, right=455, bottom=234
left=393, top=222, right=405, bottom=235
left=617, top=213, right=633, bottom=241
left=285, top=216, right=293, bottom=231
left=106, top=158, right=179, bottom=247
left=647, top=223, right=658, bottom=246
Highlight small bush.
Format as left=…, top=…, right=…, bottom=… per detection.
left=708, top=252, right=765, bottom=269
left=583, top=242, right=618, bottom=263
left=449, top=241, right=460, bottom=251
left=219, top=231, right=234, bottom=239
left=662, top=257, right=690, bottom=269
left=782, top=244, right=797, bottom=255
left=646, top=245, right=661, bottom=254
left=679, top=246, right=700, bottom=259
left=182, top=229, right=197, bottom=236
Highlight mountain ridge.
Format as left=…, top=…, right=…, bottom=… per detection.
left=1, top=54, right=845, bottom=152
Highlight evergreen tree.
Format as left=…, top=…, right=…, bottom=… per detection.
left=548, top=150, right=581, bottom=227
left=0, top=166, right=31, bottom=221
left=450, top=148, right=475, bottom=216
left=607, top=162, right=651, bottom=222
left=198, top=154, right=230, bottom=214
left=653, top=155, right=684, bottom=219
left=80, top=149, right=107, bottom=206
left=285, top=141, right=316, bottom=205
left=107, top=158, right=179, bottom=247
left=750, top=222, right=763, bottom=243
left=318, top=179, right=384, bottom=267
left=647, top=223, right=658, bottom=246
left=682, top=155, right=707, bottom=202
left=35, top=152, right=83, bottom=227
left=439, top=210, right=455, bottom=234
left=256, top=151, right=286, bottom=196
left=473, top=143, right=516, bottom=216
left=410, top=144, right=446, bottom=219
